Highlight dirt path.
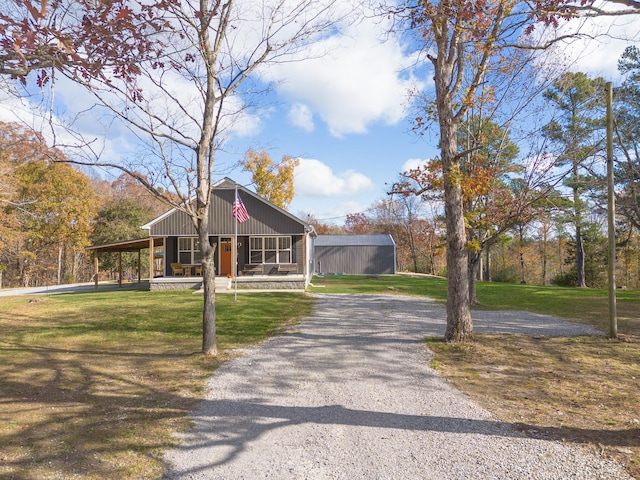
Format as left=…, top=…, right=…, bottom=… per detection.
left=164, top=294, right=627, bottom=480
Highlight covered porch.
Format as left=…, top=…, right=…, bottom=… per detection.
left=86, top=237, right=305, bottom=291
left=85, top=237, right=164, bottom=290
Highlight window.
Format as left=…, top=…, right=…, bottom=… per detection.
left=249, top=236, right=292, bottom=264
left=178, top=237, right=201, bottom=265
left=278, top=237, right=291, bottom=263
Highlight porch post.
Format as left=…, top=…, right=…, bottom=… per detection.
left=118, top=251, right=123, bottom=288
left=148, top=237, right=154, bottom=281
left=94, top=251, right=99, bottom=291
left=138, top=249, right=142, bottom=283
left=302, top=233, right=307, bottom=277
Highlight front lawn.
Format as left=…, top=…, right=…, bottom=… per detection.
left=0, top=290, right=314, bottom=479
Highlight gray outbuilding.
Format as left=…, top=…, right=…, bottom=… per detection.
left=313, top=234, right=396, bottom=275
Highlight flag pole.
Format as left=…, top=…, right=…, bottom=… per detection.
left=234, top=183, right=238, bottom=302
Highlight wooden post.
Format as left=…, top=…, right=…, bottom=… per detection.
left=138, top=249, right=142, bottom=283
left=149, top=237, right=154, bottom=282
left=606, top=81, right=617, bottom=338
left=118, top=251, right=123, bottom=288
left=94, top=252, right=99, bottom=291
left=302, top=232, right=307, bottom=278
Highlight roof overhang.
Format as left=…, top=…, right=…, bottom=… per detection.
left=85, top=237, right=164, bottom=253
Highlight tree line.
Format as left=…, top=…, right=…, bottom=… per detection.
left=0, top=121, right=169, bottom=288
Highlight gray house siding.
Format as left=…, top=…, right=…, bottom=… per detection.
left=314, top=235, right=396, bottom=275
left=148, top=187, right=305, bottom=237
left=144, top=179, right=311, bottom=278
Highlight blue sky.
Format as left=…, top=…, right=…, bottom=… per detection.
left=224, top=107, right=437, bottom=223
left=217, top=6, right=639, bottom=224
left=0, top=3, right=638, bottom=226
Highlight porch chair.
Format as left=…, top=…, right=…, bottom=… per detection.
left=171, top=262, right=185, bottom=276
left=194, top=265, right=202, bottom=276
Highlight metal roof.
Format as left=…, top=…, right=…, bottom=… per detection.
left=314, top=234, right=395, bottom=247
left=85, top=237, right=164, bottom=253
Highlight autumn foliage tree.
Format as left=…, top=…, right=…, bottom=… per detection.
left=241, top=150, right=299, bottom=210
left=399, top=0, right=528, bottom=340
left=0, top=122, right=96, bottom=287
left=393, top=0, right=640, bottom=341
left=399, top=119, right=544, bottom=303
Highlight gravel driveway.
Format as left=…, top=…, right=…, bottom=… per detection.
left=164, top=294, right=629, bottom=479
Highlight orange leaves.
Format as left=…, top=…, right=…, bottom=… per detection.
left=401, top=159, right=443, bottom=196
left=116, top=6, right=133, bottom=20
left=345, top=213, right=372, bottom=234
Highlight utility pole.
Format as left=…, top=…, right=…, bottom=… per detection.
left=606, top=81, right=617, bottom=338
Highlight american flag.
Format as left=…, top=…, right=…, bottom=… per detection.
left=232, top=190, right=250, bottom=223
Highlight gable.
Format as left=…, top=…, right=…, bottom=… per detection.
left=144, top=182, right=308, bottom=237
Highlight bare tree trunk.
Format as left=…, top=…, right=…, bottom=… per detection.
left=468, top=251, right=481, bottom=305
left=575, top=224, right=586, bottom=287
left=484, top=247, right=491, bottom=282
left=440, top=118, right=472, bottom=340
left=198, top=221, right=217, bottom=357
left=411, top=245, right=419, bottom=273
left=558, top=237, right=564, bottom=275
left=431, top=50, right=472, bottom=340
left=540, top=224, right=548, bottom=285
left=444, top=177, right=472, bottom=341
left=428, top=230, right=437, bottom=275
left=517, top=226, right=527, bottom=284
left=57, top=243, right=63, bottom=285
left=572, top=161, right=587, bottom=288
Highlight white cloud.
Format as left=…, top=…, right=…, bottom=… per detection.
left=294, top=158, right=375, bottom=197
left=261, top=14, right=425, bottom=137
left=401, top=158, right=430, bottom=173
left=317, top=200, right=369, bottom=221
left=288, top=103, right=315, bottom=132
left=291, top=197, right=371, bottom=225
left=535, top=9, right=640, bottom=80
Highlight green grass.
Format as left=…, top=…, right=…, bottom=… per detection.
left=309, top=274, right=640, bottom=336
left=310, top=274, right=449, bottom=297
left=0, top=289, right=314, bottom=480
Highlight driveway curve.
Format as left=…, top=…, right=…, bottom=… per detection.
left=164, top=294, right=628, bottom=480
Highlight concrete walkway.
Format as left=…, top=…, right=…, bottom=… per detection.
left=0, top=281, right=149, bottom=297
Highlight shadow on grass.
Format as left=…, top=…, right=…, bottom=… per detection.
left=514, top=423, right=640, bottom=448
left=0, top=342, right=209, bottom=479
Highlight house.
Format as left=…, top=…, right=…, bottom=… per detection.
left=87, top=178, right=315, bottom=290
left=313, top=234, right=396, bottom=275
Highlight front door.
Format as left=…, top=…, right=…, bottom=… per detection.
left=220, top=240, right=233, bottom=276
